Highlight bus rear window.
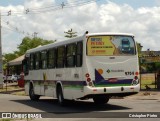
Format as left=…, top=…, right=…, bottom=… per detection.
left=87, top=35, right=135, bottom=56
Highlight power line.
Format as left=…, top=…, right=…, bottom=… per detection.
left=22, top=0, right=96, bottom=11
left=0, top=0, right=101, bottom=16
left=1, top=19, right=32, bottom=37
left=31, top=0, right=100, bottom=12
left=0, top=0, right=101, bottom=41
left=28, top=0, right=99, bottom=14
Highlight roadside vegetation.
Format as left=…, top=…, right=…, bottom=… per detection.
left=0, top=83, right=25, bottom=96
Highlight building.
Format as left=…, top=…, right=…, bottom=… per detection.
left=141, top=50, right=160, bottom=63
left=6, top=55, right=24, bottom=75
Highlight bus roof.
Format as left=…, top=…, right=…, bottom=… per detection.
left=26, top=36, right=83, bottom=54
left=26, top=32, right=134, bottom=54
left=86, top=32, right=134, bottom=37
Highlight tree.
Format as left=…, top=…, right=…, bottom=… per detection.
left=155, top=62, right=160, bottom=72
left=64, top=28, right=77, bottom=38
left=2, top=53, right=18, bottom=73
left=15, top=37, right=54, bottom=56
left=3, top=53, right=18, bottom=63
left=3, top=37, right=55, bottom=66
left=136, top=42, right=143, bottom=57
left=136, top=43, right=143, bottom=72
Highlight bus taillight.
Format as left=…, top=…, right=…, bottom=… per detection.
left=85, top=73, right=91, bottom=82
left=134, top=76, right=138, bottom=80
left=85, top=73, right=94, bottom=86
left=135, top=72, right=139, bottom=76
left=132, top=76, right=139, bottom=85
left=85, top=73, right=90, bottom=78
left=87, top=78, right=91, bottom=82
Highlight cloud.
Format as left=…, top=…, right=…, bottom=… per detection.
left=1, top=0, right=160, bottom=53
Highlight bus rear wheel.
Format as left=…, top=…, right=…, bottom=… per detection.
left=29, top=84, right=40, bottom=101
left=57, top=86, right=66, bottom=106
left=93, top=95, right=110, bottom=104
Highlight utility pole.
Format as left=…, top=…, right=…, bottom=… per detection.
left=0, top=10, right=3, bottom=88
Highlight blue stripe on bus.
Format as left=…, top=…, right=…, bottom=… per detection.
left=93, top=79, right=132, bottom=85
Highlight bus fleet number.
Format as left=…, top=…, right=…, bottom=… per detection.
left=125, top=72, right=134, bottom=75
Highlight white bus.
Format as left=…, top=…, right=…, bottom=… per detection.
left=23, top=32, right=140, bottom=105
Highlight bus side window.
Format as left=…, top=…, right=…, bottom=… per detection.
left=47, top=49, right=56, bottom=68
left=66, top=44, right=76, bottom=67
left=76, top=42, right=83, bottom=67
left=22, top=58, right=29, bottom=75
left=30, top=54, right=35, bottom=70
left=57, top=46, right=65, bottom=68
left=41, top=51, right=47, bottom=69
left=35, top=52, right=41, bottom=70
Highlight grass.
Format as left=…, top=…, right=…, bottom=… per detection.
left=0, top=83, right=25, bottom=96
left=12, top=91, right=26, bottom=96
left=0, top=119, right=13, bottom=121
left=141, top=84, right=156, bottom=89
left=141, top=75, right=155, bottom=89
left=0, top=86, right=18, bottom=92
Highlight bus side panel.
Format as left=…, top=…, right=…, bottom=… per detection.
left=43, top=69, right=56, bottom=97
left=24, top=79, right=30, bottom=95
left=62, top=68, right=86, bottom=99
left=63, top=88, right=84, bottom=99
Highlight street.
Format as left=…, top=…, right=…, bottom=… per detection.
left=0, top=92, right=160, bottom=120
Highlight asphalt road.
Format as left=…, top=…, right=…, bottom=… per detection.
left=0, top=93, right=160, bottom=120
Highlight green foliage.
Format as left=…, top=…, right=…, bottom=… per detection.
left=155, top=62, right=160, bottom=71
left=136, top=42, right=143, bottom=57
left=0, top=119, right=13, bottom=121
left=16, top=37, right=54, bottom=56
left=3, top=53, right=18, bottom=62
left=3, top=37, right=55, bottom=65
left=64, top=28, right=77, bottom=38
left=143, top=62, right=160, bottom=73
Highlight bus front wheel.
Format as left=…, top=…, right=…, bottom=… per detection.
left=93, top=95, right=110, bottom=104
left=29, top=84, right=40, bottom=101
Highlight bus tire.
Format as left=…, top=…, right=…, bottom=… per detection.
left=29, top=84, right=40, bottom=101
left=57, top=86, right=66, bottom=106
left=93, top=95, right=109, bottom=104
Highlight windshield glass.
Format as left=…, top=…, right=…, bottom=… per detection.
left=87, top=35, right=136, bottom=56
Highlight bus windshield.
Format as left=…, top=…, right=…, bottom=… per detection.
left=87, top=35, right=136, bottom=56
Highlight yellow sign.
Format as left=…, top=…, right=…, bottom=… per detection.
left=87, top=35, right=135, bottom=56
left=87, top=36, right=115, bottom=56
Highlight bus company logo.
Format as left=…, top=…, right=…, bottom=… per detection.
left=106, top=69, right=124, bottom=73
left=107, top=69, right=111, bottom=73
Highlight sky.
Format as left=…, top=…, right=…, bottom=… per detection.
left=0, top=0, right=160, bottom=53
